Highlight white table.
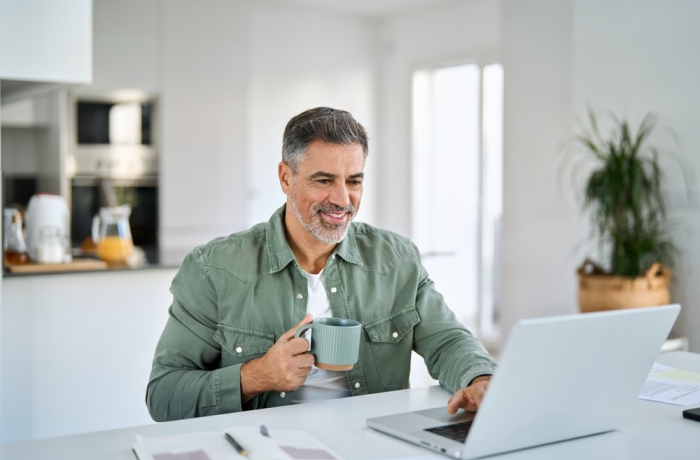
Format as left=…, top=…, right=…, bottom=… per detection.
left=1, top=351, right=698, bottom=460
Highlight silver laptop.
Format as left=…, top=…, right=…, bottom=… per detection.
left=367, top=304, right=680, bottom=459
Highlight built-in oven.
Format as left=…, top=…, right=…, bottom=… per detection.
left=71, top=176, right=158, bottom=259
left=67, top=90, right=159, bottom=259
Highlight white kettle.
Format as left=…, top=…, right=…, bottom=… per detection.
left=25, top=194, right=71, bottom=263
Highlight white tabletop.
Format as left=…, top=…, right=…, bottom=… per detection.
left=2, top=351, right=699, bottom=460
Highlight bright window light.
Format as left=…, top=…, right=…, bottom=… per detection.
left=412, top=62, right=504, bottom=342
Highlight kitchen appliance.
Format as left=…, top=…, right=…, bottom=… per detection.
left=71, top=177, right=158, bottom=252
left=68, top=90, right=158, bottom=180
left=68, top=90, right=159, bottom=256
left=25, top=194, right=70, bottom=262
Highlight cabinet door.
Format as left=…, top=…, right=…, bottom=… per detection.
left=0, top=0, right=92, bottom=83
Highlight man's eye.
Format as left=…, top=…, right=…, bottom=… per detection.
left=317, top=179, right=331, bottom=184
left=349, top=180, right=363, bottom=186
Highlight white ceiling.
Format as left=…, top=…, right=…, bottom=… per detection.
left=271, top=0, right=458, bottom=17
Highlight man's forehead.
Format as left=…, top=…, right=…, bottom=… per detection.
left=297, top=141, right=365, bottom=172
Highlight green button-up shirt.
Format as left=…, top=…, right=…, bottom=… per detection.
left=146, top=206, right=497, bottom=421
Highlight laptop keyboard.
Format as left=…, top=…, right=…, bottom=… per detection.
left=424, top=420, right=473, bottom=443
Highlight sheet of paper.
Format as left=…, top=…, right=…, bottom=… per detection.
left=136, top=432, right=244, bottom=460
left=638, top=362, right=700, bottom=406
left=225, top=426, right=340, bottom=460
left=648, top=361, right=672, bottom=374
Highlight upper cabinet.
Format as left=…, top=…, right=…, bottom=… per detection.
left=0, top=0, right=92, bottom=83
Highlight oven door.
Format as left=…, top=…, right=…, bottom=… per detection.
left=71, top=176, right=158, bottom=252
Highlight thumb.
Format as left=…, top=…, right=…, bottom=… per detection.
left=283, top=313, right=313, bottom=340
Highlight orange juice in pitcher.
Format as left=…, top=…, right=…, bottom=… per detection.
left=97, top=236, right=134, bottom=264
left=93, top=206, right=134, bottom=265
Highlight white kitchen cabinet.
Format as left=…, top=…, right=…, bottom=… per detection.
left=0, top=0, right=92, bottom=83
left=0, top=268, right=178, bottom=444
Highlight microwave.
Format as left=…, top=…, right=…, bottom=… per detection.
left=67, top=90, right=158, bottom=179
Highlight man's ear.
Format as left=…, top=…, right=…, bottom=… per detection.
left=278, top=161, right=293, bottom=195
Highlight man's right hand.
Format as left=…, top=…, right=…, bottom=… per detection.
left=240, top=314, right=314, bottom=403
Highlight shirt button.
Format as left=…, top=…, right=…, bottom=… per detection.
left=332, top=255, right=336, bottom=260
left=355, top=382, right=360, bottom=389
left=392, top=332, right=399, bottom=339
left=236, top=347, right=243, bottom=353
left=281, top=392, right=286, bottom=398
left=331, top=287, right=337, bottom=293
left=297, top=294, right=303, bottom=299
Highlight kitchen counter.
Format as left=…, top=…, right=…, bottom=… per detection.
left=2, top=246, right=182, bottom=277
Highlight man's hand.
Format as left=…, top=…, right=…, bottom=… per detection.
left=446, top=375, right=491, bottom=414
left=240, top=314, right=315, bottom=403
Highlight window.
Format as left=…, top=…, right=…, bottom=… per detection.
left=411, top=63, right=503, bottom=343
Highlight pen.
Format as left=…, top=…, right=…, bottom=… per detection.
left=225, top=433, right=249, bottom=458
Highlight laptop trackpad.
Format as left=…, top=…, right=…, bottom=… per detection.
left=415, top=407, right=475, bottom=424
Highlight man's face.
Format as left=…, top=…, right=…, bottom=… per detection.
left=283, top=140, right=365, bottom=245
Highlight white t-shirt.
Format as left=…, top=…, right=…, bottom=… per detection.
left=291, top=268, right=352, bottom=404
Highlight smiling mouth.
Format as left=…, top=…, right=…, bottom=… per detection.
left=321, top=211, right=348, bottom=224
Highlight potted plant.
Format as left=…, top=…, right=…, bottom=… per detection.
left=572, top=111, right=681, bottom=312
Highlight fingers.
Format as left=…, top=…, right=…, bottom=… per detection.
left=447, top=380, right=491, bottom=414
left=447, top=390, right=475, bottom=414
left=288, top=337, right=311, bottom=354
left=280, top=313, right=314, bottom=341
left=244, top=314, right=319, bottom=395
left=293, top=352, right=315, bottom=369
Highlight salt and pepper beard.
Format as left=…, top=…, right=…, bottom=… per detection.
left=290, top=187, right=356, bottom=245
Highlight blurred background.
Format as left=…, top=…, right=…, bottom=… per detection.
left=1, top=0, right=700, bottom=446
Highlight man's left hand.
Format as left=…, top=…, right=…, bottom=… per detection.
left=447, top=375, right=491, bottom=414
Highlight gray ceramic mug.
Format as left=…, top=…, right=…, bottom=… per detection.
left=294, top=317, right=362, bottom=371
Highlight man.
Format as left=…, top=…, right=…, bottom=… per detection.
left=146, top=107, right=496, bottom=421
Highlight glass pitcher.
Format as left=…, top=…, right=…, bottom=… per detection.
left=92, top=205, right=134, bottom=265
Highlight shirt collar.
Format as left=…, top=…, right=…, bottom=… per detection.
left=266, top=204, right=364, bottom=273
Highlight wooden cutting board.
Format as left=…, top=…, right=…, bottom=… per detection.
left=6, top=258, right=109, bottom=274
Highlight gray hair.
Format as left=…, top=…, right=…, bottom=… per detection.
left=282, top=107, right=368, bottom=173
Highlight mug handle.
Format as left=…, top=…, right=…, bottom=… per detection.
left=294, top=324, right=315, bottom=353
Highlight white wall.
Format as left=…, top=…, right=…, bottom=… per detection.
left=572, top=0, right=700, bottom=351
left=159, top=0, right=250, bottom=259
left=498, top=0, right=582, bottom=342
left=0, top=269, right=177, bottom=443
left=0, top=0, right=92, bottom=83
left=247, top=1, right=379, bottom=227
left=91, top=0, right=161, bottom=92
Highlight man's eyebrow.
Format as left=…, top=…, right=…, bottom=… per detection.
left=307, top=171, right=365, bottom=180
left=308, top=171, right=337, bottom=180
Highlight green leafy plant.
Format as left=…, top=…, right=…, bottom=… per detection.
left=574, top=110, right=679, bottom=278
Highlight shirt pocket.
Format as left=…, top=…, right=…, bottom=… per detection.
left=214, top=325, right=275, bottom=368
left=363, top=306, right=420, bottom=390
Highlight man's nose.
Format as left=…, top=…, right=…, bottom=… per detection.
left=329, top=183, right=351, bottom=207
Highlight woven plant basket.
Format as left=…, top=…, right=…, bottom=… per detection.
left=577, top=259, right=671, bottom=313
